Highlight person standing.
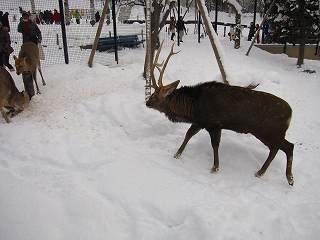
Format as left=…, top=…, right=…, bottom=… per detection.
left=255, top=24, right=260, bottom=43
left=1, top=12, right=10, bottom=32
left=74, top=10, right=81, bottom=24
left=53, top=9, right=61, bottom=24
left=0, top=22, right=14, bottom=72
left=18, top=12, right=42, bottom=45
left=17, top=12, right=42, bottom=100
left=263, top=22, right=270, bottom=44
left=95, top=11, right=100, bottom=23
left=169, top=17, right=176, bottom=41
left=177, top=16, right=186, bottom=42
left=248, top=22, right=255, bottom=41
left=229, top=24, right=235, bottom=41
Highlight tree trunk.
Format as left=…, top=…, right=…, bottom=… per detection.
left=30, top=0, right=36, bottom=21
left=297, top=0, right=306, bottom=66
left=143, top=1, right=176, bottom=79
left=90, top=0, right=95, bottom=21
left=64, top=0, right=71, bottom=25
left=144, top=0, right=152, bottom=100
left=297, top=31, right=305, bottom=66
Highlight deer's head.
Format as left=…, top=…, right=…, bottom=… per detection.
left=146, top=40, right=180, bottom=111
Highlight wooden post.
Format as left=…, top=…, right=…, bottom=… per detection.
left=88, top=0, right=110, bottom=68
left=196, top=0, right=228, bottom=84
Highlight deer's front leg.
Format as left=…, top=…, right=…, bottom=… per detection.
left=174, top=124, right=201, bottom=158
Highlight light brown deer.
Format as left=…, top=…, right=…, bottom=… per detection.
left=146, top=41, right=294, bottom=185
left=0, top=66, right=29, bottom=123
left=13, top=42, right=46, bottom=94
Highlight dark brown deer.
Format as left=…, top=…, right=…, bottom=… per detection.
left=0, top=66, right=29, bottom=123
left=146, top=41, right=294, bottom=185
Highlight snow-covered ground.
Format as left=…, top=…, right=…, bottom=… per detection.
left=1, top=2, right=320, bottom=240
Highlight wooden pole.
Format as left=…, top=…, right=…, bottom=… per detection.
left=196, top=0, right=228, bottom=84
left=88, top=0, right=110, bottom=68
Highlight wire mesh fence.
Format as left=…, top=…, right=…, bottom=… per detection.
left=2, top=0, right=146, bottom=68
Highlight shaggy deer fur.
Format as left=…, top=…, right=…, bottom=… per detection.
left=0, top=66, right=29, bottom=123
left=146, top=42, right=294, bottom=185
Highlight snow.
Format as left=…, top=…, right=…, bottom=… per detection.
left=224, top=0, right=243, bottom=14
left=1, top=5, right=320, bottom=240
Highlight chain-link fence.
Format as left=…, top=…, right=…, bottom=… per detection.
left=2, top=0, right=146, bottom=68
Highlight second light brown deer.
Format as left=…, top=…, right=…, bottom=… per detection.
left=13, top=42, right=46, bottom=94
left=0, top=66, right=29, bottom=123
left=146, top=41, right=294, bottom=186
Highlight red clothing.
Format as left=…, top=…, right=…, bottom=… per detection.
left=53, top=12, right=60, bottom=23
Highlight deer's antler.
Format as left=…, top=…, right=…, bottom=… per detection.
left=149, top=40, right=180, bottom=90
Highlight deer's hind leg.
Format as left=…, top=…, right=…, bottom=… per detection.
left=31, top=70, right=41, bottom=94
left=281, top=139, right=294, bottom=186
left=255, top=146, right=278, bottom=178
left=38, top=67, right=46, bottom=86
left=255, top=138, right=294, bottom=186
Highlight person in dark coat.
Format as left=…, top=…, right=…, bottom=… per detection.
left=176, top=16, right=186, bottom=42
left=1, top=12, right=10, bottom=32
left=95, top=11, right=100, bottom=23
left=17, top=12, right=43, bottom=100
left=248, top=22, right=255, bottom=41
left=0, top=22, right=14, bottom=71
left=18, top=12, right=42, bottom=45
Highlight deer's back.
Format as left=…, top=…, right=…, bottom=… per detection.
left=176, top=82, right=292, bottom=134
left=18, top=42, right=40, bottom=70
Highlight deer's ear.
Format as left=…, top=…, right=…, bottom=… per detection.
left=161, top=80, right=180, bottom=97
left=170, top=80, right=180, bottom=89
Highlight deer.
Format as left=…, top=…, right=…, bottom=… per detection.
left=146, top=41, right=294, bottom=186
left=13, top=42, right=46, bottom=95
left=0, top=66, right=29, bottom=123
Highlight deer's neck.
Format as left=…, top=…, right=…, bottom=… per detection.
left=164, top=90, right=194, bottom=123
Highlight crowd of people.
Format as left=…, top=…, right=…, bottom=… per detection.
left=35, top=9, right=61, bottom=25
left=246, top=21, right=279, bottom=44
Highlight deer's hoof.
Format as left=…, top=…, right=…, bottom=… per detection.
left=210, top=166, right=219, bottom=173
left=37, top=92, right=41, bottom=95
left=254, top=171, right=264, bottom=178
left=287, top=176, right=294, bottom=186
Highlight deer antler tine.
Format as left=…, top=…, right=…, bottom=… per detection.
left=150, top=40, right=165, bottom=90
left=158, top=43, right=180, bottom=87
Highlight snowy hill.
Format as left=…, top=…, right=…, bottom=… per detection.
left=1, top=26, right=320, bottom=239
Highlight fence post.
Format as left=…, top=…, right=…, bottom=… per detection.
left=58, top=0, right=69, bottom=64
